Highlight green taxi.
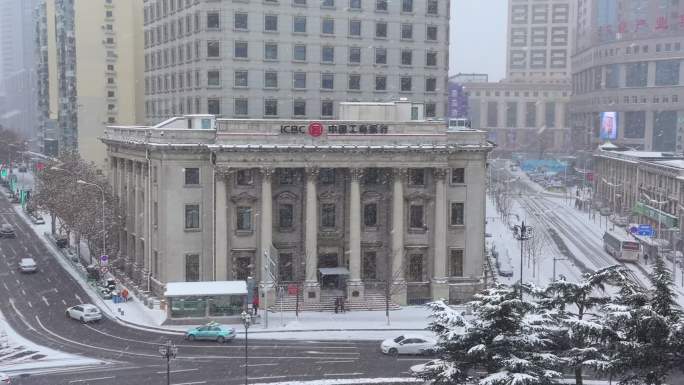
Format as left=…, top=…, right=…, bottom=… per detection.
left=184, top=322, right=236, bottom=343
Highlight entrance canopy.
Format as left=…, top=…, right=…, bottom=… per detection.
left=318, top=267, right=351, bottom=276
left=165, top=281, right=247, bottom=297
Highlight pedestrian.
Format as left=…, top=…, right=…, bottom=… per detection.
left=644, top=254, right=649, bottom=266
left=121, top=288, right=129, bottom=302
left=252, top=295, right=259, bottom=316
left=334, top=297, right=340, bottom=313
left=340, top=297, right=346, bottom=313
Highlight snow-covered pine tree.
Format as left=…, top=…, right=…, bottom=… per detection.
left=534, top=266, right=624, bottom=385
left=424, top=284, right=563, bottom=385
left=649, top=255, right=682, bottom=322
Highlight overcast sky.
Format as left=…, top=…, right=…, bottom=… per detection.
left=450, top=0, right=508, bottom=82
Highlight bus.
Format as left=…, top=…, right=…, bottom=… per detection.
left=603, top=229, right=641, bottom=262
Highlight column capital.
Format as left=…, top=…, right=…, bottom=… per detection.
left=434, top=168, right=448, bottom=181
left=350, top=167, right=364, bottom=181
left=305, top=167, right=320, bottom=180
left=392, top=168, right=408, bottom=180
left=215, top=166, right=232, bottom=180
left=259, top=167, right=275, bottom=179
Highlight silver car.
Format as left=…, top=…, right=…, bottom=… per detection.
left=18, top=258, right=37, bottom=273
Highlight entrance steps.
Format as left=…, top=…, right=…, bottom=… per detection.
left=268, top=290, right=400, bottom=312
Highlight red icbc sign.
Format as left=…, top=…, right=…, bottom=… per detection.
left=308, top=122, right=323, bottom=137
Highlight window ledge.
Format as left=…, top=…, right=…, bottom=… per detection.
left=235, top=229, right=254, bottom=236
left=450, top=182, right=466, bottom=186
left=408, top=228, right=427, bottom=234
left=449, top=224, right=466, bottom=229
left=184, top=228, right=202, bottom=232
left=183, top=184, right=202, bottom=188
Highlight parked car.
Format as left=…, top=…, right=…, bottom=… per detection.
left=0, top=372, right=10, bottom=384
left=380, top=334, right=437, bottom=356
left=0, top=224, right=15, bottom=238
left=31, top=215, right=45, bottom=225
left=18, top=258, right=37, bottom=273
left=185, top=322, right=236, bottom=343
left=409, top=359, right=443, bottom=377
left=66, top=304, right=102, bottom=323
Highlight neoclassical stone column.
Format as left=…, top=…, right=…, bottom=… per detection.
left=214, top=167, right=230, bottom=280
left=259, top=167, right=275, bottom=305
left=117, top=158, right=126, bottom=270
left=126, top=160, right=136, bottom=275
left=304, top=167, right=320, bottom=303
left=134, top=162, right=143, bottom=283
left=347, top=168, right=364, bottom=301
left=391, top=168, right=407, bottom=305
left=431, top=168, right=449, bottom=301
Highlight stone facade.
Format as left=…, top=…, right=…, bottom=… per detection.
left=103, top=114, right=492, bottom=305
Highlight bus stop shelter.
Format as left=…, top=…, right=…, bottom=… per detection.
left=165, top=281, right=247, bottom=321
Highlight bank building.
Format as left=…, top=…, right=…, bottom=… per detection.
left=103, top=101, right=493, bottom=310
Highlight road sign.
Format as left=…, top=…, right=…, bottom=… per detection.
left=100, top=254, right=109, bottom=265
left=631, top=224, right=654, bottom=237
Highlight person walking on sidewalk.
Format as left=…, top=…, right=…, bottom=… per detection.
left=252, top=295, right=259, bottom=316
left=121, top=288, right=129, bottom=302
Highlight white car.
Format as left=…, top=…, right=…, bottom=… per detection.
left=0, top=372, right=10, bottom=384
left=380, top=334, right=437, bottom=356
left=66, top=304, right=102, bottom=323
left=18, top=258, right=37, bottom=273
left=409, top=359, right=443, bottom=376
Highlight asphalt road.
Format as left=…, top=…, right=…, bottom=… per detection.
left=0, top=193, right=427, bottom=385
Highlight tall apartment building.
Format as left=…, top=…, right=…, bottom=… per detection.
left=507, top=0, right=574, bottom=83
left=0, top=0, right=39, bottom=141
left=142, top=0, right=450, bottom=122
left=35, top=0, right=144, bottom=167
left=570, top=0, right=684, bottom=152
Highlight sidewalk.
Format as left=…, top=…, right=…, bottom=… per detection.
left=10, top=199, right=440, bottom=341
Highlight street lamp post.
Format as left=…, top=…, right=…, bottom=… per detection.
left=158, top=340, right=178, bottom=385
left=643, top=193, right=668, bottom=260
left=552, top=257, right=567, bottom=282
left=77, top=180, right=106, bottom=264
left=240, top=311, right=252, bottom=385
left=513, top=221, right=533, bottom=300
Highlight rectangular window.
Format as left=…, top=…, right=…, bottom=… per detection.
left=375, top=22, right=387, bottom=38
left=320, top=168, right=335, bottom=184
left=264, top=99, right=278, bottom=116
left=349, top=20, right=361, bottom=36
left=185, top=254, right=200, bottom=282
left=506, top=102, right=517, bottom=127
left=401, top=50, right=412, bottom=65
left=278, top=252, right=293, bottom=282
left=408, top=254, right=423, bottom=282
left=208, top=98, right=220, bottom=115
left=234, top=41, right=248, bottom=58
left=363, top=251, right=377, bottom=280
left=545, top=102, right=556, bottom=128
left=279, top=169, right=295, bottom=185
left=236, top=169, right=253, bottom=185
left=321, top=101, right=333, bottom=117
left=426, top=52, right=437, bottom=66
left=427, top=0, right=438, bottom=14
left=264, top=15, right=278, bottom=31
left=264, top=43, right=278, bottom=60
left=487, top=101, right=498, bottom=127
left=375, top=48, right=387, bottom=64
left=234, top=12, right=248, bottom=29
left=426, top=25, right=437, bottom=41
left=234, top=98, right=248, bottom=115
left=184, top=204, right=200, bottom=229
left=401, top=23, right=413, bottom=39
left=279, top=203, right=294, bottom=228
left=321, top=204, right=336, bottom=228
left=236, top=206, right=252, bottom=230
left=450, top=202, right=464, bottom=225
left=626, top=62, right=648, bottom=87
left=364, top=203, right=378, bottom=227
left=207, top=12, right=220, bottom=29
left=293, top=72, right=307, bottom=89
left=293, top=16, right=306, bottom=33
left=185, top=168, right=200, bottom=185
left=525, top=102, right=537, bottom=127
left=348, top=74, right=361, bottom=90
left=401, top=77, right=412, bottom=91
left=321, top=73, right=334, bottom=89
left=235, top=256, right=250, bottom=280
left=402, top=0, right=413, bottom=12
left=653, top=111, right=677, bottom=152
left=375, top=76, right=386, bottom=91
left=451, top=168, right=464, bottom=184
left=449, top=249, right=463, bottom=277
left=207, top=41, right=220, bottom=57
left=293, top=44, right=307, bottom=61
left=350, top=0, right=361, bottom=9
left=425, top=103, right=436, bottom=118
left=264, top=71, right=278, bottom=88
left=234, top=70, right=248, bottom=87
left=349, top=47, right=361, bottom=64
left=321, top=46, right=335, bottom=63
left=425, top=77, right=436, bottom=92
left=207, top=70, right=220, bottom=86
left=294, top=100, right=306, bottom=116
left=322, top=0, right=334, bottom=7
left=655, top=60, right=680, bottom=86
left=322, top=18, right=335, bottom=34
left=376, top=0, right=387, bottom=11
left=625, top=111, right=645, bottom=139
left=409, top=204, right=424, bottom=229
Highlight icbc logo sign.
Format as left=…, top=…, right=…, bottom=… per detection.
left=308, top=122, right=323, bottom=137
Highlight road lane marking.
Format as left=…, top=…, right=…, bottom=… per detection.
left=315, top=360, right=356, bottom=364
left=2, top=282, right=7, bottom=290
left=46, top=277, right=51, bottom=283
left=323, top=372, right=364, bottom=376
left=156, top=369, right=198, bottom=374
left=68, top=376, right=115, bottom=383
left=21, top=289, right=26, bottom=296
left=42, top=296, right=50, bottom=306
left=240, top=363, right=277, bottom=367
left=171, top=382, right=206, bottom=385
left=62, top=299, right=67, bottom=306
left=397, top=358, right=433, bottom=361
left=75, top=294, right=83, bottom=303
left=27, top=301, right=32, bottom=308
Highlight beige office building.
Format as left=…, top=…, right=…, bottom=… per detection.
left=36, top=0, right=144, bottom=167
left=102, top=104, right=493, bottom=306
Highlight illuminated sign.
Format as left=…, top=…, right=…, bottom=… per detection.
left=600, top=112, right=617, bottom=140
left=279, top=122, right=389, bottom=137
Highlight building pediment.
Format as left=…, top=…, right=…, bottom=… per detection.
left=230, top=192, right=258, bottom=204
left=275, top=191, right=299, bottom=201
left=318, top=190, right=341, bottom=202
left=362, top=191, right=383, bottom=202
left=405, top=191, right=433, bottom=202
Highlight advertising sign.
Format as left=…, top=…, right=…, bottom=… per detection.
left=448, top=83, right=468, bottom=119
left=630, top=224, right=654, bottom=237
left=600, top=111, right=618, bottom=140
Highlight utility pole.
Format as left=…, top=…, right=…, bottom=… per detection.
left=552, top=257, right=567, bottom=282
left=513, top=222, right=533, bottom=300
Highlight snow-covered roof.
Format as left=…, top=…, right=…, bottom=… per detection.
left=165, top=281, right=247, bottom=297
left=653, top=159, right=684, bottom=169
